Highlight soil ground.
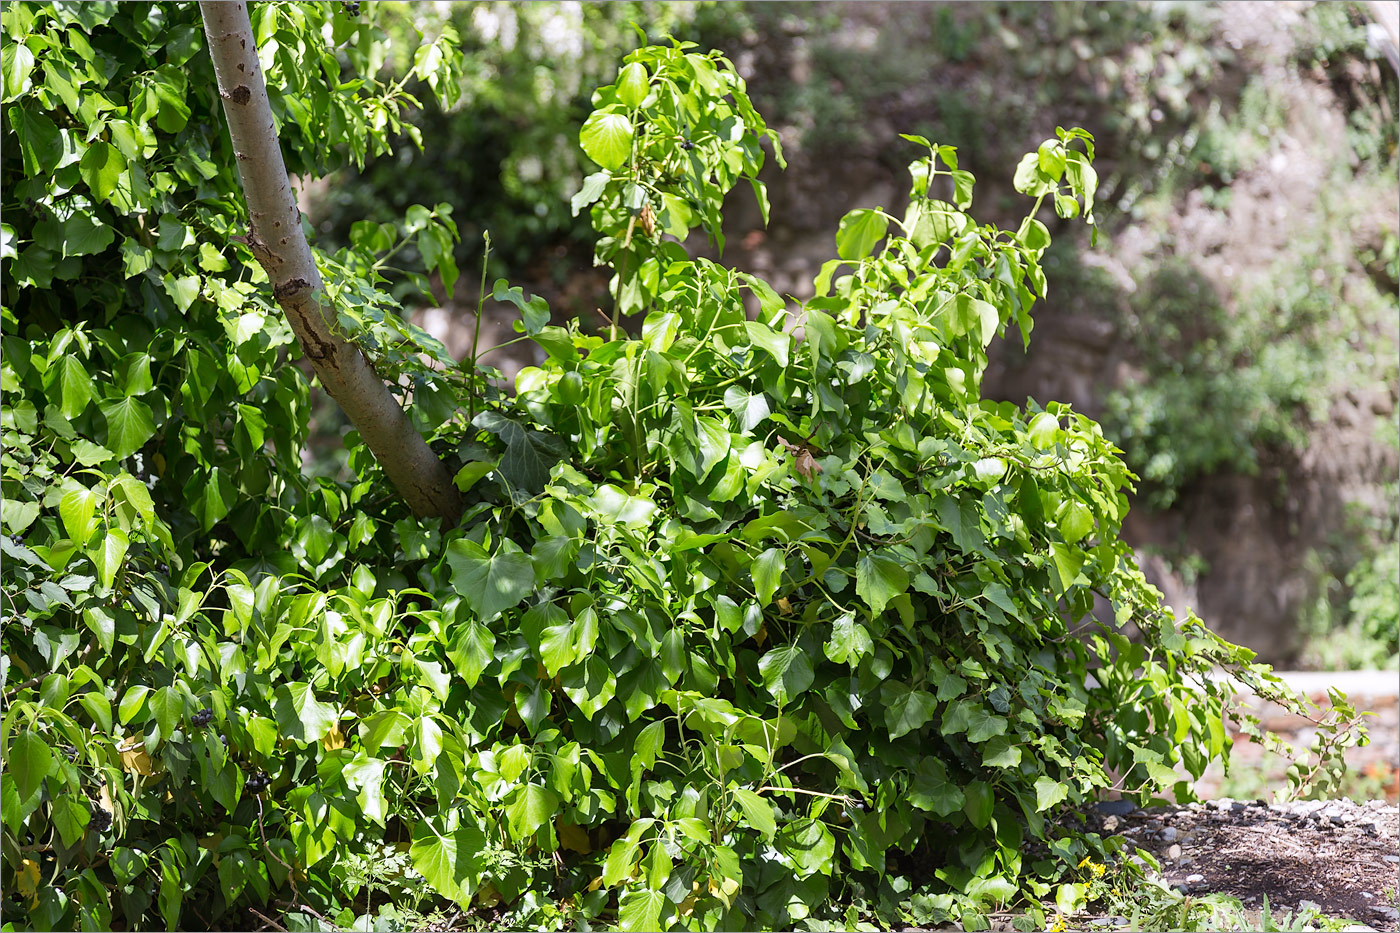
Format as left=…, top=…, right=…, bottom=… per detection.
left=1088, top=798, right=1400, bottom=931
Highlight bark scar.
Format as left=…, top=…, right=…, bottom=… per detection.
left=222, top=85, right=251, bottom=105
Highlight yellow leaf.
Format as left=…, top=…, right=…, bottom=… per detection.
left=587, top=874, right=604, bottom=893
left=754, top=622, right=768, bottom=646
left=776, top=597, right=793, bottom=615
left=16, top=858, right=40, bottom=907
left=708, top=874, right=740, bottom=905
left=98, top=782, right=115, bottom=820
left=557, top=820, right=591, bottom=854
left=322, top=721, right=345, bottom=751
left=119, top=742, right=153, bottom=775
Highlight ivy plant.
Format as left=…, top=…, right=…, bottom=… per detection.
left=0, top=5, right=1367, bottom=933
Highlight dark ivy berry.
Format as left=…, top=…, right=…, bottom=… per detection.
left=62, top=744, right=78, bottom=762
left=245, top=771, right=270, bottom=793
left=339, top=0, right=360, bottom=15
left=192, top=707, right=214, bottom=728
left=87, top=801, right=113, bottom=833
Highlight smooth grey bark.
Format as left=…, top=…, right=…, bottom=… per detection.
left=199, top=1, right=461, bottom=522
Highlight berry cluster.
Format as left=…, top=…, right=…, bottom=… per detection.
left=7, top=534, right=22, bottom=546
left=87, top=801, right=112, bottom=833
left=244, top=771, right=270, bottom=794
left=339, top=1, right=360, bottom=16
left=192, top=707, right=214, bottom=728
left=62, top=744, right=79, bottom=762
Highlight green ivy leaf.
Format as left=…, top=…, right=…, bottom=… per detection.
left=835, top=208, right=889, bottom=260
left=743, top=320, right=791, bottom=368
left=10, top=733, right=52, bottom=802
left=149, top=685, right=183, bottom=744
left=505, top=783, right=559, bottom=840
left=856, top=553, right=909, bottom=616
left=58, top=484, right=98, bottom=546
left=91, top=528, right=128, bottom=590
left=723, top=386, right=771, bottom=433
left=7, top=105, right=61, bottom=176
left=273, top=681, right=336, bottom=744
left=472, top=411, right=566, bottom=497
left=445, top=538, right=535, bottom=620
left=965, top=707, right=1008, bottom=743
left=78, top=140, right=127, bottom=203
left=981, top=736, right=1022, bottom=769
left=883, top=683, right=938, bottom=739
left=1056, top=500, right=1094, bottom=543
left=823, top=613, right=872, bottom=666
left=616, top=62, right=650, bottom=109
left=908, top=757, right=963, bottom=816
left=447, top=618, right=494, bottom=687
left=409, top=820, right=484, bottom=909
left=99, top=396, right=155, bottom=460
left=1034, top=775, right=1069, bottom=812
left=580, top=109, right=633, bottom=171
left=618, top=888, right=668, bottom=933
left=758, top=644, right=813, bottom=704
left=776, top=818, right=836, bottom=877
left=47, top=355, right=94, bottom=419
left=751, top=547, right=784, bottom=606
left=52, top=210, right=115, bottom=256
left=963, top=779, right=994, bottom=828
left=571, top=171, right=610, bottom=217
left=1048, top=541, right=1085, bottom=595
left=732, top=788, right=776, bottom=839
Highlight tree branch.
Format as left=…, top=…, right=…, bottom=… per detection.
left=198, top=1, right=461, bottom=522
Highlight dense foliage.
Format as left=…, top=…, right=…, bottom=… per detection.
left=0, top=4, right=1366, bottom=932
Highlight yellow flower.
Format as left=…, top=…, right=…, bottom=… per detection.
left=1049, top=912, right=1068, bottom=933
left=1092, top=862, right=1107, bottom=878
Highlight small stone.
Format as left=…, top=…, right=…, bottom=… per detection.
left=1185, top=874, right=1205, bottom=884
left=1300, top=900, right=1321, bottom=912
left=1383, top=854, right=1400, bottom=864
left=1359, top=819, right=1380, bottom=836
left=1161, top=826, right=1177, bottom=842
left=1095, top=799, right=1138, bottom=816
left=1294, top=800, right=1326, bottom=818
left=1214, top=798, right=1235, bottom=813
left=1166, top=844, right=1182, bottom=860
left=1341, top=925, right=1377, bottom=932
left=1177, top=856, right=1194, bottom=868
left=1102, top=815, right=1121, bottom=832
left=1362, top=892, right=1374, bottom=899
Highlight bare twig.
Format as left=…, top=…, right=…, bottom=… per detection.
left=248, top=907, right=290, bottom=933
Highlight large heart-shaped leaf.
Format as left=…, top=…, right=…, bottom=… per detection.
left=445, top=538, right=534, bottom=620
left=409, top=820, right=485, bottom=909
left=580, top=109, right=633, bottom=171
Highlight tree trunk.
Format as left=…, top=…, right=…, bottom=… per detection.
left=199, top=1, right=461, bottom=523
